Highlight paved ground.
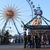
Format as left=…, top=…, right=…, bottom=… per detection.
left=0, top=45, right=50, bottom=50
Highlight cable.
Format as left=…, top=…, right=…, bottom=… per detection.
left=41, top=17, right=48, bottom=25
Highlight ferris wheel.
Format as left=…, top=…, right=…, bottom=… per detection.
left=0, top=0, right=50, bottom=35
left=0, top=0, right=35, bottom=35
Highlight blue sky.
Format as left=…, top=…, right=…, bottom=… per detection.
left=0, top=0, right=50, bottom=36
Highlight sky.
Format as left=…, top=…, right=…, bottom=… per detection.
left=0, top=0, right=50, bottom=36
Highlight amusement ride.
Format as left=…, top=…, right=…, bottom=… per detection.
left=0, top=0, right=50, bottom=36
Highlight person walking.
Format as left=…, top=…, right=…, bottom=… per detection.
left=35, top=34, right=39, bottom=48
left=24, top=33, right=27, bottom=48
left=32, top=35, right=35, bottom=48
left=28, top=34, right=32, bottom=48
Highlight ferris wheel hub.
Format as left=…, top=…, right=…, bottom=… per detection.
left=4, top=7, right=16, bottom=18
left=5, top=9, right=14, bottom=18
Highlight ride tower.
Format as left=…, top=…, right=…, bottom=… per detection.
left=32, top=6, right=42, bottom=25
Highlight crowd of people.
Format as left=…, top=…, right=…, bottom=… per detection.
left=0, top=31, right=24, bottom=45
left=24, top=33, right=50, bottom=48
left=0, top=30, right=50, bottom=48
left=1, top=31, right=10, bottom=45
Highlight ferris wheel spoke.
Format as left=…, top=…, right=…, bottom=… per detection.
left=14, top=18, right=21, bottom=24
left=13, top=18, right=23, bottom=30
left=17, top=11, right=22, bottom=14
left=16, top=17, right=23, bottom=22
left=0, top=17, right=4, bottom=20
left=17, top=17, right=25, bottom=25
left=14, top=19, right=22, bottom=28
left=7, top=3, right=10, bottom=8
left=9, top=0, right=13, bottom=7
left=15, top=17, right=24, bottom=26
left=41, top=17, right=48, bottom=25
left=8, top=20, right=11, bottom=27
left=0, top=19, right=5, bottom=25
left=16, top=15, right=22, bottom=18
left=16, top=8, right=21, bottom=12
left=16, top=14, right=32, bottom=18
left=2, top=5, right=9, bottom=10
left=12, top=3, right=16, bottom=8
left=14, top=18, right=20, bottom=22
left=42, top=16, right=50, bottom=22
left=16, top=13, right=21, bottom=16
left=16, top=16, right=22, bottom=19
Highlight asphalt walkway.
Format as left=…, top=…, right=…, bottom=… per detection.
left=0, top=45, right=50, bottom=50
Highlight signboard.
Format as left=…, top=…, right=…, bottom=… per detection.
left=25, top=25, right=50, bottom=30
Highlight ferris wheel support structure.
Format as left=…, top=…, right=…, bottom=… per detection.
left=12, top=18, right=21, bottom=35
left=2, top=18, right=9, bottom=34
left=25, top=6, right=50, bottom=25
